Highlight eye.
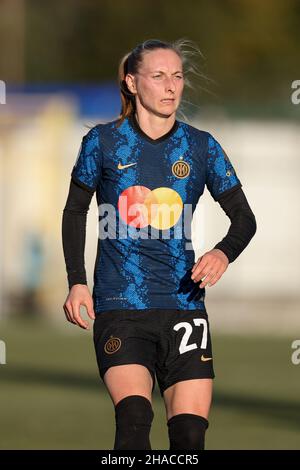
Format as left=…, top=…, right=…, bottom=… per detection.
left=153, top=75, right=162, bottom=79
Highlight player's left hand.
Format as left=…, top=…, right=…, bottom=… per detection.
left=191, top=248, right=229, bottom=288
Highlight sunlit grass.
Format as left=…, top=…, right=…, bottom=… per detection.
left=0, top=317, right=299, bottom=449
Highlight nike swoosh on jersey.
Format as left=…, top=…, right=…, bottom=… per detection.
left=117, top=162, right=137, bottom=170
left=200, top=355, right=212, bottom=362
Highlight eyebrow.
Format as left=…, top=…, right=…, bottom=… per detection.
left=151, top=70, right=183, bottom=74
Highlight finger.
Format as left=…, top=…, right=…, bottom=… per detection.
left=63, top=305, right=70, bottom=321
left=72, top=303, right=89, bottom=329
left=192, top=256, right=202, bottom=272
left=74, top=314, right=89, bottom=329
left=63, top=304, right=76, bottom=324
left=85, top=301, right=96, bottom=320
left=192, top=262, right=211, bottom=283
left=194, top=255, right=220, bottom=283
left=191, top=256, right=213, bottom=281
left=200, top=271, right=217, bottom=288
left=67, top=302, right=78, bottom=325
left=206, top=270, right=223, bottom=287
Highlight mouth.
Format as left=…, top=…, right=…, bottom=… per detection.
left=161, top=98, right=175, bottom=103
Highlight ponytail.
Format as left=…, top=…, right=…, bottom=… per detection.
left=116, top=52, right=136, bottom=128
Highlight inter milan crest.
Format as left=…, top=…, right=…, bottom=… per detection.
left=104, top=336, right=122, bottom=354
left=172, top=156, right=190, bottom=179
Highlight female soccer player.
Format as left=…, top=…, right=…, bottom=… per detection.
left=62, top=39, right=257, bottom=450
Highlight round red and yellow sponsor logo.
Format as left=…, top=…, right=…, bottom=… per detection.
left=118, top=185, right=183, bottom=230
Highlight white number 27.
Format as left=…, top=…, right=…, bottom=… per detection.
left=173, top=319, right=208, bottom=355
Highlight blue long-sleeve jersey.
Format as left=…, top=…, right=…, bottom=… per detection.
left=71, top=113, right=242, bottom=313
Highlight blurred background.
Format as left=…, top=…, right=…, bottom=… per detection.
left=0, top=0, right=300, bottom=450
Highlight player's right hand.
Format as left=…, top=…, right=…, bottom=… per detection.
left=63, top=284, right=96, bottom=330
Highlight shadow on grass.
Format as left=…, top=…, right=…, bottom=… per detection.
left=2, top=364, right=300, bottom=430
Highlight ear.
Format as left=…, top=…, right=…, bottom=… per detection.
left=125, top=74, right=136, bottom=95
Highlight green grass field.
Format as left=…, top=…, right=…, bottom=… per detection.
left=0, top=317, right=299, bottom=449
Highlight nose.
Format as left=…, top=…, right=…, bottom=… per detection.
left=164, top=76, right=176, bottom=93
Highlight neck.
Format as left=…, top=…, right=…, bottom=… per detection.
left=134, top=109, right=176, bottom=141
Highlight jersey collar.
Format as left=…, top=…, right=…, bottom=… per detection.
left=128, top=113, right=179, bottom=145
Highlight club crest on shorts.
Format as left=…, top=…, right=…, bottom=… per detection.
left=172, top=156, right=190, bottom=179
left=104, top=336, right=122, bottom=354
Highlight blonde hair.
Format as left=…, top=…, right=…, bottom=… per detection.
left=116, top=38, right=212, bottom=127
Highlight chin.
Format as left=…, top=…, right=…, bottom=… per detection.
left=156, top=110, right=175, bottom=119
left=158, top=105, right=177, bottom=117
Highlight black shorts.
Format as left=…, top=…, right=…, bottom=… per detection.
left=93, top=308, right=215, bottom=397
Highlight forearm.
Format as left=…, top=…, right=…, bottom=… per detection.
left=62, top=179, right=94, bottom=289
left=213, top=187, right=257, bottom=263
left=62, top=210, right=88, bottom=289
